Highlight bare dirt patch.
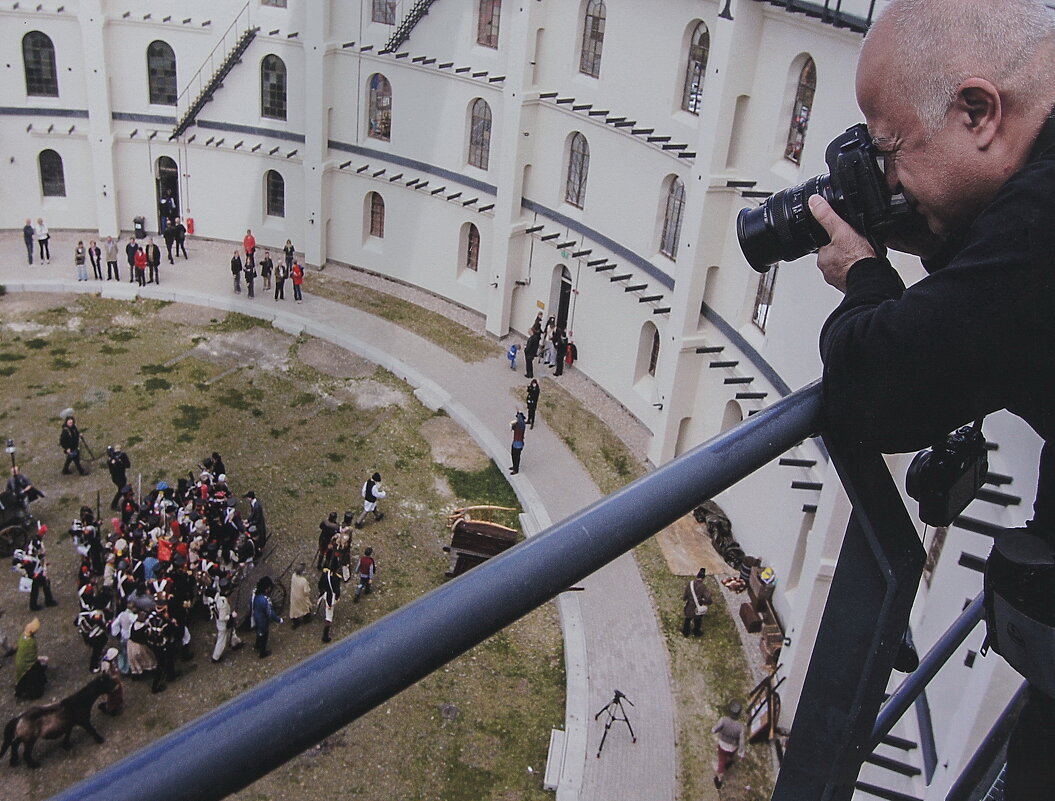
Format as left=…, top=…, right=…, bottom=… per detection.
left=335, top=378, right=410, bottom=411
left=189, top=328, right=292, bottom=372
left=297, top=338, right=375, bottom=379
left=421, top=415, right=491, bottom=472
left=157, top=303, right=225, bottom=328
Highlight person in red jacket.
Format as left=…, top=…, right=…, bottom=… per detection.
left=242, top=229, right=256, bottom=258
left=133, top=245, right=147, bottom=287
left=291, top=260, right=304, bottom=303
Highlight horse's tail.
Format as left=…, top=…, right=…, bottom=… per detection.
left=0, top=716, right=16, bottom=757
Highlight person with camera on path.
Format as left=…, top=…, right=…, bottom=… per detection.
left=806, top=1, right=1055, bottom=795
left=681, top=568, right=712, bottom=638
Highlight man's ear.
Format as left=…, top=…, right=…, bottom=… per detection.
left=954, top=78, right=1001, bottom=149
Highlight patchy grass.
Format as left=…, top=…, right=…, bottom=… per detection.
left=312, top=271, right=500, bottom=364
left=522, top=379, right=645, bottom=495
left=512, top=379, right=775, bottom=801
left=0, top=292, right=561, bottom=801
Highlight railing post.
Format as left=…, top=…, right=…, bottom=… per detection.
left=772, top=437, right=925, bottom=800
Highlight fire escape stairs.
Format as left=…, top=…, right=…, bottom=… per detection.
left=384, top=0, right=440, bottom=54
left=171, top=25, right=260, bottom=140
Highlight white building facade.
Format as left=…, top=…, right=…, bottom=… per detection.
left=1, top=1, right=1039, bottom=797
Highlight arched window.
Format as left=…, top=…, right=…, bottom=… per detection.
left=468, top=99, right=492, bottom=170
left=579, top=1, right=606, bottom=78
left=147, top=40, right=177, bottom=106
left=39, top=149, right=66, bottom=197
left=565, top=132, right=590, bottom=208
left=648, top=328, right=661, bottom=376
left=23, top=31, right=58, bottom=97
left=465, top=223, right=481, bottom=271
left=261, top=55, right=287, bottom=120
left=369, top=193, right=385, bottom=238
left=368, top=73, right=392, bottom=141
left=659, top=177, right=685, bottom=259
left=265, top=170, right=285, bottom=217
left=682, top=22, right=709, bottom=114
left=637, top=322, right=660, bottom=381
left=784, top=57, right=816, bottom=165
left=752, top=266, right=779, bottom=332
left=477, top=0, right=501, bottom=48
left=372, top=0, right=396, bottom=24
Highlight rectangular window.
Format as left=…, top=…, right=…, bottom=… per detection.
left=373, top=0, right=396, bottom=24
left=261, top=0, right=287, bottom=7
left=752, top=266, right=778, bottom=332
left=477, top=0, right=501, bottom=48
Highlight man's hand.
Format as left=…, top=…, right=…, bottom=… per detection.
left=808, top=195, right=876, bottom=292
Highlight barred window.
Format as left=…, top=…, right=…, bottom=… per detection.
left=565, top=132, right=590, bottom=208
left=370, top=193, right=385, bottom=238
left=39, top=149, right=66, bottom=197
left=682, top=22, right=709, bottom=114
left=784, top=57, right=816, bottom=165
left=659, top=177, right=685, bottom=259
left=752, top=266, right=778, bottom=332
left=372, top=0, right=396, bottom=24
left=261, top=0, right=287, bottom=7
left=465, top=223, right=480, bottom=271
left=147, top=40, right=178, bottom=106
left=368, top=73, right=392, bottom=141
left=468, top=99, right=492, bottom=170
left=261, top=54, right=287, bottom=120
left=477, top=0, right=501, bottom=48
left=265, top=170, right=285, bottom=217
left=648, top=327, right=660, bottom=376
left=579, top=0, right=606, bottom=78
left=23, top=31, right=58, bottom=97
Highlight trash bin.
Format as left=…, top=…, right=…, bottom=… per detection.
left=133, top=216, right=146, bottom=239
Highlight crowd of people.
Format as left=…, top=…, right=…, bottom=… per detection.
left=231, top=230, right=304, bottom=303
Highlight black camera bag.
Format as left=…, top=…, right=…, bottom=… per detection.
left=984, top=528, right=1055, bottom=697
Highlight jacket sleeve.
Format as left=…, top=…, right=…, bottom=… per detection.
left=819, top=164, right=1053, bottom=453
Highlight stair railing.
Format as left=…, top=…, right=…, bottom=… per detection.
left=172, top=1, right=256, bottom=139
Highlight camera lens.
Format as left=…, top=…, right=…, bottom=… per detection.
left=736, top=174, right=834, bottom=272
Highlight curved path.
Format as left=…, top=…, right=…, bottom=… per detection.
left=0, top=231, right=676, bottom=801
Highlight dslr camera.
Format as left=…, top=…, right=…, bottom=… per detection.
left=737, top=123, right=910, bottom=272
left=905, top=422, right=988, bottom=527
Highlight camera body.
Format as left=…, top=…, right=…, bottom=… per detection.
left=905, top=423, right=989, bottom=527
left=736, top=123, right=909, bottom=272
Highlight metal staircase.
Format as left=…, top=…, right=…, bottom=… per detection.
left=171, top=4, right=259, bottom=140
left=384, top=0, right=440, bottom=53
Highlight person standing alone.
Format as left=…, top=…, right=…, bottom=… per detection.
left=509, top=411, right=526, bottom=474
left=60, top=415, right=88, bottom=475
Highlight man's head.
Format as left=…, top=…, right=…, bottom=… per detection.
left=857, top=0, right=1055, bottom=238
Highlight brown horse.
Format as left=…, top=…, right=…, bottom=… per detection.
left=1, top=673, right=116, bottom=768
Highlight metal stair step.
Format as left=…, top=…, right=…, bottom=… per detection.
left=853, top=781, right=923, bottom=801
left=864, top=752, right=922, bottom=778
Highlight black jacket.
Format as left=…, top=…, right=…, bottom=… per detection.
left=820, top=111, right=1055, bottom=529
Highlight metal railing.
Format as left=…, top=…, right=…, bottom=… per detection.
left=47, top=377, right=1009, bottom=800
left=171, top=2, right=257, bottom=139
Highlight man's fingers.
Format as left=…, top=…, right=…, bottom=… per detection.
left=807, top=194, right=840, bottom=237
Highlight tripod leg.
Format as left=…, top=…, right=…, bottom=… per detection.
left=597, top=719, right=611, bottom=758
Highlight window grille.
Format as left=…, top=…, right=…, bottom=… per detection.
left=23, top=31, right=58, bottom=97
left=39, top=149, right=66, bottom=197
left=147, top=41, right=178, bottom=106
left=372, top=0, right=396, bottom=24
left=565, top=132, right=590, bottom=208
left=368, top=73, right=392, bottom=141
left=579, top=1, right=606, bottom=78
left=468, top=99, right=492, bottom=170
left=681, top=23, right=709, bottom=114
left=466, top=224, right=480, bottom=271
left=261, top=54, right=287, bottom=120
left=266, top=170, right=285, bottom=217
left=477, top=0, right=501, bottom=48
left=659, top=177, right=685, bottom=259
left=784, top=58, right=816, bottom=164
left=752, top=265, right=779, bottom=332
left=370, top=193, right=386, bottom=238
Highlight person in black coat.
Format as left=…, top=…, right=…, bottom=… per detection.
left=526, top=380, right=540, bottom=429
left=60, top=416, right=87, bottom=475
left=163, top=218, right=177, bottom=263
left=230, top=251, right=242, bottom=293
left=107, top=445, right=131, bottom=510
left=145, top=238, right=161, bottom=285
left=244, top=491, right=266, bottom=550
left=523, top=330, right=541, bottom=378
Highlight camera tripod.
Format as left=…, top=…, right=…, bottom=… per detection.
left=594, top=689, right=636, bottom=757
left=78, top=431, right=97, bottom=462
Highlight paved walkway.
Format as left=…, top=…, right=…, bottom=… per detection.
left=0, top=230, right=676, bottom=801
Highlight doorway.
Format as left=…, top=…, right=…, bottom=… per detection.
left=155, top=156, right=180, bottom=234
left=554, top=265, right=572, bottom=331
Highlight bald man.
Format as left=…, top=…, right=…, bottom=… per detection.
left=809, top=1, right=1055, bottom=796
